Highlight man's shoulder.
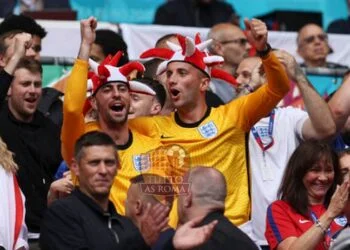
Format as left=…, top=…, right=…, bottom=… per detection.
left=201, top=212, right=258, bottom=249
left=158, top=0, right=187, bottom=11
left=49, top=193, right=81, bottom=212
left=328, top=18, right=350, bottom=33
left=276, top=106, right=307, bottom=118
left=34, top=111, right=61, bottom=136
left=325, top=61, right=349, bottom=70
left=130, top=114, right=172, bottom=126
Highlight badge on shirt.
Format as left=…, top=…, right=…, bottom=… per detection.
left=334, top=215, right=348, bottom=227
left=198, top=121, right=218, bottom=138
left=255, top=126, right=273, bottom=146
left=133, top=154, right=151, bottom=172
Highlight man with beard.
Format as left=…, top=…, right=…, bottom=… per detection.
left=0, top=33, right=62, bottom=248
left=61, top=17, right=182, bottom=226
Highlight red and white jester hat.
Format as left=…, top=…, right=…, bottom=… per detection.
left=82, top=52, right=155, bottom=115
left=87, top=51, right=157, bottom=96
left=140, top=33, right=237, bottom=87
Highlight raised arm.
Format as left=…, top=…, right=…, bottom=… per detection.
left=328, top=74, right=350, bottom=132
left=234, top=19, right=290, bottom=131
left=244, top=18, right=290, bottom=97
left=61, top=17, right=96, bottom=165
left=0, top=33, right=32, bottom=102
left=275, top=50, right=336, bottom=140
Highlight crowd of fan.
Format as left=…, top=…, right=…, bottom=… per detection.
left=1, top=2, right=350, bottom=250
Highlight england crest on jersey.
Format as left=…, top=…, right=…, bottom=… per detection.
left=198, top=121, right=218, bottom=138
left=334, top=215, right=348, bottom=227
left=133, top=154, right=151, bottom=172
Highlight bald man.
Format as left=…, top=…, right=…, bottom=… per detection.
left=208, top=23, right=251, bottom=75
left=297, top=23, right=348, bottom=69
left=207, top=23, right=251, bottom=102
left=177, top=166, right=258, bottom=250
left=235, top=56, right=262, bottom=93
left=125, top=174, right=175, bottom=250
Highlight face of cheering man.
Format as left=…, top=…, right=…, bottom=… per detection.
left=128, top=92, right=161, bottom=119
left=91, top=82, right=131, bottom=126
left=235, top=56, right=261, bottom=92
left=7, top=58, right=42, bottom=123
left=165, top=62, right=209, bottom=110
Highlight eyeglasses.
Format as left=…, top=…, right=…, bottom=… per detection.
left=220, top=38, right=249, bottom=46
left=303, top=34, right=328, bottom=44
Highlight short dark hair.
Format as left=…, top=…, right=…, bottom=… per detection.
left=16, top=57, right=43, bottom=75
left=133, top=77, right=166, bottom=108
left=0, top=30, right=22, bottom=55
left=338, top=147, right=350, bottom=158
left=74, top=131, right=117, bottom=162
left=0, top=14, right=47, bottom=38
left=155, top=33, right=177, bottom=48
left=278, top=140, right=340, bottom=217
left=143, top=58, right=162, bottom=79
left=95, top=29, right=129, bottom=66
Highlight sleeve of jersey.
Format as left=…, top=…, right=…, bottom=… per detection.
left=265, top=202, right=298, bottom=250
left=128, top=116, right=162, bottom=138
left=232, top=52, right=290, bottom=132
left=285, top=107, right=309, bottom=141
left=61, top=59, right=88, bottom=166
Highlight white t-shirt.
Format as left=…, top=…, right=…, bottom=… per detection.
left=249, top=107, right=308, bottom=246
left=0, top=167, right=28, bottom=250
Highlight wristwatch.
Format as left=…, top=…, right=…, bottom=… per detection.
left=256, top=43, right=272, bottom=58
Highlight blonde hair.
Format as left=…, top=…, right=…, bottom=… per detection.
left=0, top=137, right=18, bottom=173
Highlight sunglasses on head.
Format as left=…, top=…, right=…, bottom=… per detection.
left=303, top=34, right=328, bottom=44
left=220, top=38, right=248, bottom=46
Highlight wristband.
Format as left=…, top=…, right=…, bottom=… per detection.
left=315, top=220, right=327, bottom=235
left=256, top=43, right=272, bottom=58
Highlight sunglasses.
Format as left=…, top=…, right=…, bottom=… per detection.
left=220, top=38, right=248, bottom=46
left=303, top=34, right=328, bottom=44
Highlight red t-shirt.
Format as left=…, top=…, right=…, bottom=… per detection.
left=265, top=200, right=347, bottom=250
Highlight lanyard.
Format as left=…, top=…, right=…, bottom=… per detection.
left=251, top=109, right=275, bottom=152
left=251, top=109, right=276, bottom=181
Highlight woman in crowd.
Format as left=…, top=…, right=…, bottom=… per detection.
left=0, top=137, right=28, bottom=250
left=265, top=140, right=349, bottom=250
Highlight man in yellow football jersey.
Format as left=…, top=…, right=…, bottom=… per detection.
left=128, top=18, right=290, bottom=230
left=61, top=17, right=182, bottom=222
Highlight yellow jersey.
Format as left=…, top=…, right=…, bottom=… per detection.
left=128, top=52, right=290, bottom=226
left=61, top=60, right=181, bottom=227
